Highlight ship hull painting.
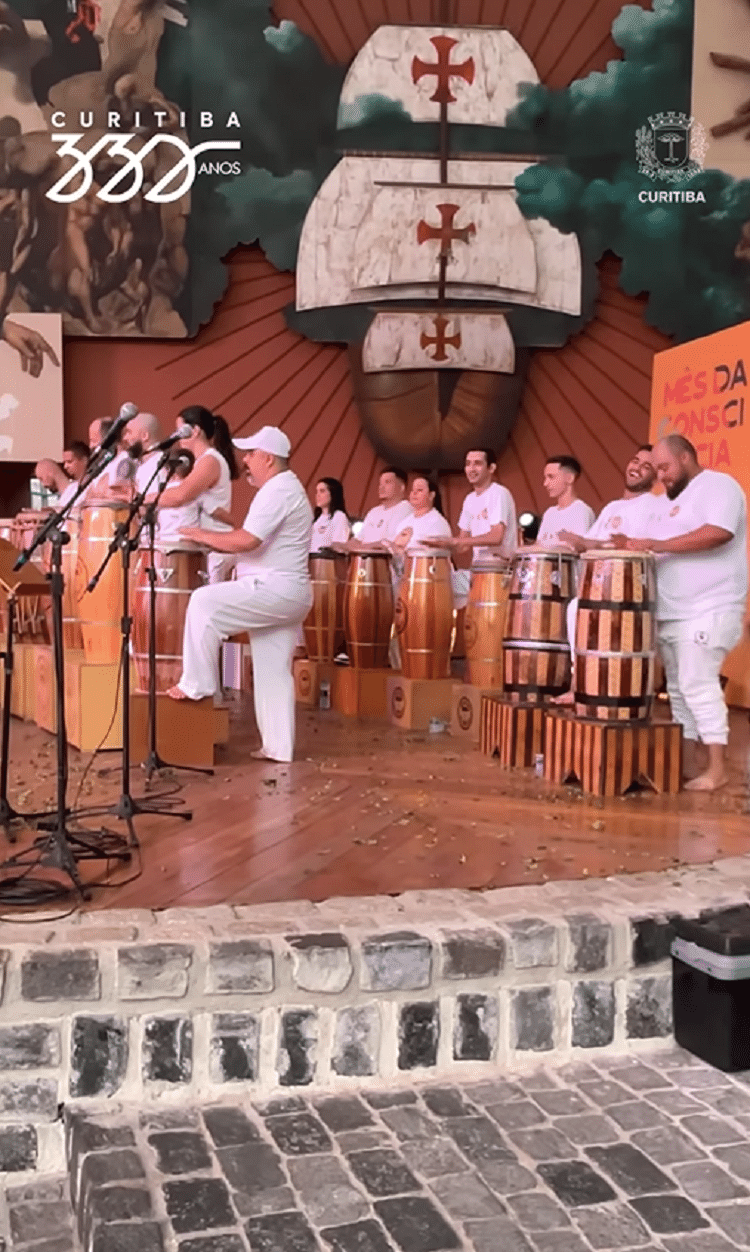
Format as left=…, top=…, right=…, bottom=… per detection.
left=295, top=25, right=582, bottom=468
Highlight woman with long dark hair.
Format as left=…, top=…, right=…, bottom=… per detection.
left=392, top=474, right=452, bottom=553
left=310, top=476, right=351, bottom=551
left=158, top=405, right=239, bottom=582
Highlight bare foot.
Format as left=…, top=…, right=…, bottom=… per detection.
left=684, top=771, right=728, bottom=792
left=552, top=689, right=575, bottom=706
left=250, top=748, right=289, bottom=764
left=166, top=685, right=190, bottom=701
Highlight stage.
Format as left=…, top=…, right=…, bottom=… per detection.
left=1, top=698, right=747, bottom=912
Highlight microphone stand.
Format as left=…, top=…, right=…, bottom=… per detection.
left=0, top=452, right=129, bottom=904
left=81, top=449, right=192, bottom=841
left=139, top=470, right=211, bottom=788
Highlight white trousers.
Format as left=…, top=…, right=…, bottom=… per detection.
left=208, top=551, right=236, bottom=584
left=451, top=568, right=470, bottom=611
left=657, top=611, right=744, bottom=745
left=179, top=577, right=312, bottom=762
left=566, top=597, right=577, bottom=657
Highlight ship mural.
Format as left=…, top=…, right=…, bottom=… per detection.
left=294, top=25, right=583, bottom=470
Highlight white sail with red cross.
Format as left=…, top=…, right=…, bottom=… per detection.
left=362, top=309, right=516, bottom=373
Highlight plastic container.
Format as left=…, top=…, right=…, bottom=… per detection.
left=671, top=906, right=750, bottom=1072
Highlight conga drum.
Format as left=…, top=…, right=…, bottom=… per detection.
left=132, top=544, right=204, bottom=692
left=343, top=550, right=393, bottom=668
left=395, top=554, right=454, bottom=680
left=62, top=510, right=82, bottom=651
left=503, top=549, right=576, bottom=702
left=304, top=552, right=347, bottom=661
left=464, top=562, right=511, bottom=688
left=574, top=550, right=656, bottom=721
left=75, top=502, right=130, bottom=664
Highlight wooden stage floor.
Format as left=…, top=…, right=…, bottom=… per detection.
left=0, top=697, right=748, bottom=912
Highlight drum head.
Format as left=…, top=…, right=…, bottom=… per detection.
left=582, top=548, right=649, bottom=558
left=471, top=562, right=509, bottom=574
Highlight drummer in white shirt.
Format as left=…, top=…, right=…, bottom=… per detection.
left=392, top=475, right=453, bottom=553
left=58, top=441, right=90, bottom=509
left=537, top=455, right=595, bottom=544
left=425, top=448, right=517, bottom=608
left=342, top=467, right=412, bottom=550
left=310, top=478, right=351, bottom=551
left=83, top=417, right=130, bottom=500
left=621, top=434, right=748, bottom=793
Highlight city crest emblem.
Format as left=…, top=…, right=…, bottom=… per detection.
left=635, top=112, right=707, bottom=183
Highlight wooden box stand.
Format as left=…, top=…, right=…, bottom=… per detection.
left=386, top=675, right=453, bottom=731
left=480, top=693, right=545, bottom=767
left=293, top=658, right=335, bottom=707
left=332, top=667, right=390, bottom=719
left=29, top=645, right=125, bottom=750
left=451, top=683, right=501, bottom=742
left=0, top=642, right=37, bottom=720
left=130, top=694, right=229, bottom=768
left=544, top=708, right=683, bottom=797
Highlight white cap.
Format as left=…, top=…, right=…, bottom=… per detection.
left=233, top=425, right=291, bottom=457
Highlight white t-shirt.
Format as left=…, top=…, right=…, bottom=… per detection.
left=58, top=480, right=79, bottom=509
left=458, top=482, right=517, bottom=562
left=398, top=508, right=453, bottom=554
left=235, top=470, right=313, bottom=591
left=196, top=448, right=232, bottom=532
left=650, top=469, right=748, bottom=621
left=134, top=451, right=163, bottom=497
left=359, top=500, right=413, bottom=545
left=310, top=509, right=351, bottom=552
left=585, top=492, right=661, bottom=544
left=89, top=447, right=130, bottom=495
left=538, top=498, right=596, bottom=547
left=157, top=500, right=200, bottom=543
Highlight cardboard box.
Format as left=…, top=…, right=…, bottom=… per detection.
left=130, top=693, right=226, bottom=768
left=387, top=675, right=453, bottom=730
left=450, top=682, right=500, bottom=742
left=332, top=667, right=390, bottom=718
left=293, top=658, right=335, bottom=707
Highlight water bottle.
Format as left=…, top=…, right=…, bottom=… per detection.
left=319, top=680, right=331, bottom=710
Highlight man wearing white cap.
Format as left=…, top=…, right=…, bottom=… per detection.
left=167, top=426, right=313, bottom=764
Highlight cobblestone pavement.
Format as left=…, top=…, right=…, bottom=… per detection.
left=8, top=1047, right=750, bottom=1252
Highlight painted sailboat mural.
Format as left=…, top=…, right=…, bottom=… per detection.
left=295, top=26, right=583, bottom=467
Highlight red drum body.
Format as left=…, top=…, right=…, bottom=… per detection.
left=464, top=563, right=511, bottom=688
left=395, top=554, right=453, bottom=680
left=304, top=553, right=347, bottom=661
left=75, top=502, right=131, bottom=664
left=132, top=545, right=204, bottom=692
left=343, top=551, right=393, bottom=668
left=503, top=550, right=576, bottom=702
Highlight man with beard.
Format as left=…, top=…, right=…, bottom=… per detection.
left=553, top=445, right=660, bottom=705
left=624, top=434, right=747, bottom=793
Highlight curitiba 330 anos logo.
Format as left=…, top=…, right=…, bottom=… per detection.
left=635, top=112, right=708, bottom=183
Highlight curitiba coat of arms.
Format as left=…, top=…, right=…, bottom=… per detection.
left=635, top=111, right=708, bottom=182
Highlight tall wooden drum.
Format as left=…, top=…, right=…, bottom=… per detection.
left=503, top=550, right=576, bottom=702
left=574, top=550, right=656, bottom=721
left=395, top=554, right=453, bottom=680
left=343, top=550, right=393, bottom=668
left=304, top=552, right=347, bottom=661
left=132, top=545, right=204, bottom=692
left=62, top=511, right=82, bottom=652
left=75, top=502, right=130, bottom=664
left=464, top=562, right=511, bottom=688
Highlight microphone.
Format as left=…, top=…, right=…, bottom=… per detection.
left=98, top=401, right=139, bottom=455
left=154, top=424, right=192, bottom=452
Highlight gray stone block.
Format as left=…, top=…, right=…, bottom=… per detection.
left=207, top=941, right=274, bottom=994
left=143, top=1017, right=192, bottom=1084
left=118, top=945, right=193, bottom=999
left=507, top=918, right=558, bottom=969
left=288, top=1155, right=369, bottom=1226
left=0, top=1125, right=37, bottom=1172
left=70, top=1017, right=128, bottom=1099
left=440, top=929, right=505, bottom=980
left=453, top=994, right=498, bottom=1062
left=21, top=950, right=100, bottom=1001
left=210, top=1013, right=260, bottom=1084
left=332, top=1006, right=381, bottom=1077
left=626, top=976, right=673, bottom=1039
left=277, top=1009, right=317, bottom=1086
left=566, top=915, right=612, bottom=973
left=398, top=1002, right=439, bottom=1070
left=0, top=1024, right=60, bottom=1070
left=286, top=933, right=352, bottom=994
left=511, top=987, right=555, bottom=1052
left=572, top=981, right=615, bottom=1048
left=361, top=932, right=432, bottom=991
left=0, top=1078, right=58, bottom=1121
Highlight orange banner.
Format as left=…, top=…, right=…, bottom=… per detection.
left=650, top=322, right=750, bottom=707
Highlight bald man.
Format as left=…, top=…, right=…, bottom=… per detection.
left=626, top=434, right=747, bottom=792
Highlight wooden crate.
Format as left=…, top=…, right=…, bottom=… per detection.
left=0, top=643, right=37, bottom=720
left=386, top=675, right=453, bottom=730
left=451, top=683, right=500, bottom=742
left=544, top=708, right=683, bottom=796
left=65, top=655, right=126, bottom=751
left=480, top=694, right=544, bottom=767
left=332, top=667, right=390, bottom=719
left=293, top=658, right=335, bottom=707
left=130, top=694, right=228, bottom=768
